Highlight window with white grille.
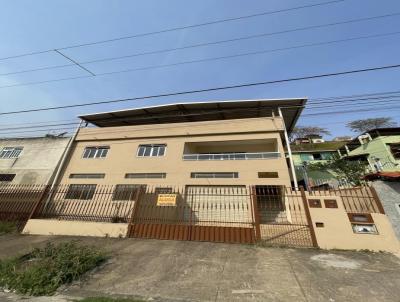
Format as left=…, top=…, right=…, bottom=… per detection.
left=82, top=146, right=109, bottom=159
left=137, top=144, right=166, bottom=157
left=0, top=147, right=23, bottom=159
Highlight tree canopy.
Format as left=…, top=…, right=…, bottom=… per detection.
left=290, top=126, right=330, bottom=142
left=309, top=155, right=368, bottom=186
left=346, top=117, right=396, bottom=133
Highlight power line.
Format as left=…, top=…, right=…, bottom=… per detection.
left=1, top=62, right=400, bottom=116
left=302, top=105, right=400, bottom=116
left=53, top=49, right=96, bottom=76
left=308, top=94, right=400, bottom=105
left=1, top=99, right=399, bottom=136
left=0, top=122, right=80, bottom=131
left=2, top=30, right=399, bottom=77
left=309, top=89, right=400, bottom=101
left=0, top=91, right=400, bottom=131
left=1, top=88, right=399, bottom=128
left=0, top=0, right=345, bottom=61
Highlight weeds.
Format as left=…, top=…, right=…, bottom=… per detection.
left=0, top=221, right=17, bottom=235
left=0, top=241, right=108, bottom=296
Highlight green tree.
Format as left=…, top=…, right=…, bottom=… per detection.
left=346, top=117, right=396, bottom=133
left=309, top=155, right=368, bottom=186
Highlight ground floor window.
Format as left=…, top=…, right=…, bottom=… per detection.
left=112, top=184, right=142, bottom=201
left=190, top=172, right=239, bottom=178
left=65, top=184, right=96, bottom=200
left=0, top=173, right=16, bottom=182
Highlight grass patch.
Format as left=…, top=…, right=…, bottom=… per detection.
left=78, top=298, right=144, bottom=302
left=0, top=221, right=17, bottom=235
left=0, top=241, right=108, bottom=296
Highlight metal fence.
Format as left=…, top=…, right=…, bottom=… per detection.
left=33, top=184, right=139, bottom=223
left=0, top=184, right=47, bottom=230
left=0, top=183, right=386, bottom=246
left=309, top=185, right=384, bottom=214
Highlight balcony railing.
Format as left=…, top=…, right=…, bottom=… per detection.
left=182, top=152, right=281, bottom=161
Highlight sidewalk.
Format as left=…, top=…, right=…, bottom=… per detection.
left=0, top=235, right=399, bottom=301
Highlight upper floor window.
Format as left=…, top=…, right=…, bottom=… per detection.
left=0, top=147, right=23, bottom=159
left=137, top=144, right=166, bottom=157
left=82, top=146, right=109, bottom=159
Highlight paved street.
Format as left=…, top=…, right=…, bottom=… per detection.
left=0, top=235, right=400, bottom=302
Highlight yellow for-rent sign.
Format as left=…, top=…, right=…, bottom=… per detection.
left=156, top=194, right=177, bottom=206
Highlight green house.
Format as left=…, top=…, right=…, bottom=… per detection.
left=338, top=128, right=400, bottom=172
left=289, top=141, right=346, bottom=187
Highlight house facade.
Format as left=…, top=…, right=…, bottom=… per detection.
left=0, top=136, right=70, bottom=184
left=289, top=141, right=346, bottom=188
left=55, top=99, right=306, bottom=192
left=338, top=128, right=400, bottom=173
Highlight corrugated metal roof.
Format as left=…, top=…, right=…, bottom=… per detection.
left=79, top=98, right=306, bottom=132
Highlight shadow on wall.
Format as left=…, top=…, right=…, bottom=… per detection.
left=20, top=172, right=39, bottom=185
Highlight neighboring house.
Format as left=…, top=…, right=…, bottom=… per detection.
left=338, top=128, right=400, bottom=173
left=54, top=98, right=306, bottom=193
left=0, top=136, right=70, bottom=184
left=294, top=134, right=325, bottom=145
left=289, top=141, right=346, bottom=188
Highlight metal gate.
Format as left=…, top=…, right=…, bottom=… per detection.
left=253, top=186, right=316, bottom=247
left=127, top=186, right=256, bottom=244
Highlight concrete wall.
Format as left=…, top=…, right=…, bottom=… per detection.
left=307, top=194, right=400, bottom=253
left=0, top=137, right=70, bottom=184
left=372, top=180, right=400, bottom=240
left=57, top=117, right=291, bottom=187
left=23, top=219, right=128, bottom=238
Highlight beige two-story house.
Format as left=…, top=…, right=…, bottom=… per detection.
left=53, top=99, right=305, bottom=198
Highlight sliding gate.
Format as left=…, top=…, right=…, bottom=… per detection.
left=127, top=186, right=256, bottom=244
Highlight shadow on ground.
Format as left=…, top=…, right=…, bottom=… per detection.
left=0, top=235, right=399, bottom=302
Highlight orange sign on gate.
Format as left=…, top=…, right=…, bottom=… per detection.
left=156, top=194, right=177, bottom=206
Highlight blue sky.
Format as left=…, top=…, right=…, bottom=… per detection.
left=0, top=0, right=399, bottom=138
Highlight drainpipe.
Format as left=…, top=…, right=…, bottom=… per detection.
left=278, top=107, right=298, bottom=191
left=45, top=120, right=83, bottom=202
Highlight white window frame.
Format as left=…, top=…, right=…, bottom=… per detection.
left=82, top=146, right=109, bottom=159
left=0, top=147, right=23, bottom=159
left=136, top=144, right=166, bottom=157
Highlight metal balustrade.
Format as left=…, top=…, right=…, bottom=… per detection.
left=182, top=152, right=281, bottom=161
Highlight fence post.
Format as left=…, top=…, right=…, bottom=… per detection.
left=299, top=186, right=318, bottom=248
left=27, top=185, right=51, bottom=221
left=250, top=186, right=261, bottom=242
left=126, top=185, right=145, bottom=237
left=369, top=186, right=386, bottom=214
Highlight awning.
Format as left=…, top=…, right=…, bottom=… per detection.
left=79, top=98, right=307, bottom=132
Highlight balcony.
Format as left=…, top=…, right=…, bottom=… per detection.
left=183, top=139, right=280, bottom=161
left=183, top=152, right=280, bottom=161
